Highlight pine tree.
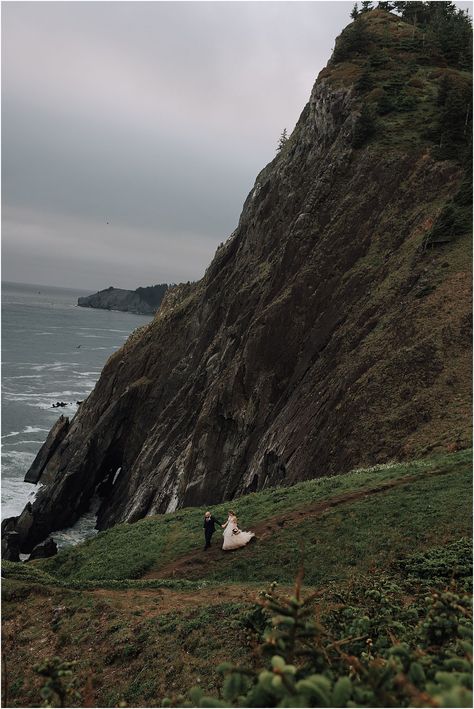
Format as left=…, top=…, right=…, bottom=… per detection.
left=361, top=0, right=373, bottom=12
left=355, top=69, right=374, bottom=94
left=351, top=3, right=359, bottom=19
left=277, top=128, right=288, bottom=152
left=352, top=104, right=377, bottom=148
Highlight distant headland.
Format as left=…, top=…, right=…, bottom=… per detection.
left=77, top=283, right=169, bottom=315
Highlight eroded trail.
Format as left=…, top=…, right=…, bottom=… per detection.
left=143, top=466, right=451, bottom=580
left=89, top=584, right=268, bottom=614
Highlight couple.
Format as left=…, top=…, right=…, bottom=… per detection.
left=204, top=510, right=255, bottom=551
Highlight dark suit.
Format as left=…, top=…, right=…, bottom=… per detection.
left=203, top=515, right=221, bottom=549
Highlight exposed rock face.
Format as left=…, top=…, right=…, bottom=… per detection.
left=28, top=538, right=58, bottom=560
left=2, top=532, right=20, bottom=562
left=9, top=11, right=472, bottom=552
left=24, top=415, right=70, bottom=484
left=78, top=284, right=168, bottom=315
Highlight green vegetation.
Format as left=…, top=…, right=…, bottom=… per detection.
left=2, top=451, right=471, bottom=707
left=175, top=454, right=471, bottom=586
left=172, top=544, right=472, bottom=707
left=328, top=3, right=472, bottom=163
left=331, top=16, right=374, bottom=65
left=34, top=657, right=81, bottom=708
left=135, top=283, right=168, bottom=308
left=36, top=450, right=470, bottom=584
left=277, top=129, right=289, bottom=152
left=352, top=103, right=377, bottom=147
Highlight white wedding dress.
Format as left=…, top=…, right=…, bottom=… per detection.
left=222, top=515, right=255, bottom=551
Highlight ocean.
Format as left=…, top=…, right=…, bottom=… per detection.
left=1, top=281, right=152, bottom=546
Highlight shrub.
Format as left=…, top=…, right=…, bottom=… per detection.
left=332, top=18, right=373, bottom=64
left=165, top=546, right=473, bottom=708
left=352, top=104, right=377, bottom=148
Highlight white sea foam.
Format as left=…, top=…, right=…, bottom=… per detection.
left=24, top=426, right=49, bottom=433
left=3, top=440, right=42, bottom=446
left=52, top=497, right=101, bottom=549
left=1, top=478, right=37, bottom=519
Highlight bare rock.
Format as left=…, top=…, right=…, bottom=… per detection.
left=24, top=415, right=69, bottom=484
left=28, top=538, right=58, bottom=560
left=1, top=531, right=20, bottom=562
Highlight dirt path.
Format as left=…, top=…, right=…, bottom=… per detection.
left=143, top=466, right=451, bottom=580
left=89, top=584, right=269, bottom=615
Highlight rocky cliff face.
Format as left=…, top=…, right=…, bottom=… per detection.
left=12, top=10, right=472, bottom=551
left=78, top=284, right=168, bottom=315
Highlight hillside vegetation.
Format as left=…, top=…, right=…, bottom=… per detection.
left=2, top=449, right=472, bottom=707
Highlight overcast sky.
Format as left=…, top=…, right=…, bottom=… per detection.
left=1, top=1, right=470, bottom=291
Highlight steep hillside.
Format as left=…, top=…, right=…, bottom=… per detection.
left=2, top=450, right=472, bottom=707
left=10, top=8, right=472, bottom=550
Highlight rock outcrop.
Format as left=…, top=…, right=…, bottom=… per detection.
left=28, top=539, right=58, bottom=560
left=78, top=284, right=168, bottom=315
left=9, top=10, right=472, bottom=552
left=24, top=415, right=70, bottom=484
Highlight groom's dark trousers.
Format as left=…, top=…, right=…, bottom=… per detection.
left=204, top=516, right=221, bottom=550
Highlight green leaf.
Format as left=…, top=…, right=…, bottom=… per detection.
left=408, top=662, right=426, bottom=685
left=216, top=662, right=234, bottom=674
left=332, top=676, right=352, bottom=707
left=199, top=698, right=227, bottom=708
left=189, top=687, right=203, bottom=704
left=271, top=656, right=286, bottom=671
left=295, top=679, right=331, bottom=706
left=223, top=673, right=246, bottom=701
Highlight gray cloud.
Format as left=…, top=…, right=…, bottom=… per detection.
left=4, top=1, right=468, bottom=290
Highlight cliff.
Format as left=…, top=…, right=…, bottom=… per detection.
left=11, top=9, right=472, bottom=551
left=78, top=284, right=168, bottom=315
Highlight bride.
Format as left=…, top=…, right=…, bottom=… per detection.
left=222, top=510, right=255, bottom=551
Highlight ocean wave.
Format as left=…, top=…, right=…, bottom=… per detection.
left=4, top=392, right=80, bottom=401
left=72, top=370, right=101, bottom=376
left=76, top=327, right=130, bottom=333
left=1, top=425, right=48, bottom=440
left=1, top=478, right=37, bottom=519
left=2, top=440, right=44, bottom=446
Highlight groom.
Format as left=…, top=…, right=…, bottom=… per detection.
left=203, top=511, right=222, bottom=551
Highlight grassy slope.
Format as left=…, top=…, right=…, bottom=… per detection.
left=2, top=449, right=472, bottom=707
left=39, top=449, right=471, bottom=584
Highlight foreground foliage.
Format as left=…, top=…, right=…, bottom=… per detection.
left=171, top=541, right=472, bottom=707
left=2, top=452, right=471, bottom=707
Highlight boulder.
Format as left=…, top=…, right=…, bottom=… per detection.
left=1, top=516, right=17, bottom=536
left=28, top=538, right=58, bottom=560
left=1, top=531, right=20, bottom=562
